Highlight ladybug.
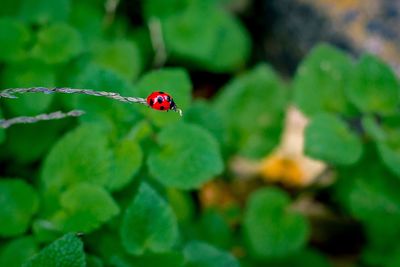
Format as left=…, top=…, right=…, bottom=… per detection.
left=146, top=91, right=177, bottom=112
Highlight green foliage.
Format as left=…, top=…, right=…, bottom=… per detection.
left=214, top=64, right=287, bottom=158
left=0, top=236, right=38, bottom=267
left=107, top=137, right=143, bottom=191
left=305, top=113, right=362, bottom=165
left=2, top=60, right=55, bottom=116
left=148, top=122, right=223, bottom=189
left=120, top=183, right=179, bottom=255
left=293, top=43, right=354, bottom=116
left=346, top=54, right=400, bottom=116
left=92, top=40, right=142, bottom=81
left=32, top=23, right=83, bottom=64
left=57, top=183, right=120, bottom=232
left=183, top=241, right=240, bottom=267
left=244, top=187, right=309, bottom=259
left=163, top=3, right=250, bottom=72
left=1, top=0, right=399, bottom=265
left=0, top=179, right=39, bottom=237
left=20, top=0, right=70, bottom=24
left=41, top=124, right=112, bottom=192
left=0, top=17, right=30, bottom=62
left=23, top=233, right=85, bottom=267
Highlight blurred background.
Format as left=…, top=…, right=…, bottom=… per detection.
left=0, top=0, right=400, bottom=267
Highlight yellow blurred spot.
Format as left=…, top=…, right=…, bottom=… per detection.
left=257, top=107, right=326, bottom=187
left=259, top=155, right=304, bottom=186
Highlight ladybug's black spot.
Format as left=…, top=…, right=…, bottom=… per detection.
left=158, top=91, right=164, bottom=94
left=160, top=106, right=165, bottom=110
left=149, top=99, right=154, bottom=106
left=157, top=96, right=163, bottom=103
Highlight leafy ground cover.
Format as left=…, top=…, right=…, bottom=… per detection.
left=0, top=0, right=400, bottom=266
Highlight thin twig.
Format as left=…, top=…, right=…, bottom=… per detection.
left=0, top=110, right=85, bottom=129
left=0, top=87, right=149, bottom=106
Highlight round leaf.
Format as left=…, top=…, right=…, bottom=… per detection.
left=0, top=179, right=39, bottom=237
left=346, top=54, right=400, bottom=115
left=183, top=241, right=239, bottom=267
left=58, top=183, right=120, bottom=233
left=305, top=113, right=362, bottom=165
left=243, top=187, right=309, bottom=259
left=32, top=23, right=83, bottom=64
left=92, top=40, right=142, bottom=81
left=293, top=43, right=354, bottom=116
left=148, top=122, right=223, bottom=189
left=213, top=64, right=287, bottom=158
left=163, top=4, right=250, bottom=72
left=41, top=124, right=112, bottom=192
left=120, top=182, right=179, bottom=255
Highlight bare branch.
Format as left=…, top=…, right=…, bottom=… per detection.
left=0, top=87, right=149, bottom=106
left=0, top=110, right=85, bottom=129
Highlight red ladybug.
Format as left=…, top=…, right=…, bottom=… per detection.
left=146, top=91, right=177, bottom=111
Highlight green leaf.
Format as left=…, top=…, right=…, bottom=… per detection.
left=183, top=100, right=227, bottom=144
left=195, top=209, right=232, bottom=249
left=0, top=236, right=38, bottom=267
left=57, top=183, right=120, bottom=233
left=362, top=115, right=386, bottom=141
left=69, top=2, right=103, bottom=42
left=20, top=0, right=71, bottom=24
left=2, top=60, right=55, bottom=116
left=336, top=162, right=400, bottom=222
left=136, top=68, right=192, bottom=127
left=142, top=0, right=190, bottom=19
left=32, top=23, right=82, bottom=64
left=346, top=54, right=400, bottom=115
left=0, top=179, right=39, bottom=237
left=163, top=4, right=250, bottom=72
left=4, top=121, right=65, bottom=164
left=243, top=187, right=309, bottom=259
left=73, top=64, right=141, bottom=128
left=293, top=43, right=354, bottom=116
left=22, top=233, right=85, bottom=267
left=92, top=40, right=142, bottom=81
left=148, top=122, right=223, bottom=189
left=120, top=182, right=179, bottom=255
left=377, top=141, right=400, bottom=177
left=213, top=64, right=287, bottom=158
left=166, top=188, right=195, bottom=223
left=305, top=113, right=362, bottom=165
left=183, top=241, right=239, bottom=267
left=106, top=138, right=143, bottom=191
left=0, top=17, right=30, bottom=62
left=41, top=124, right=112, bottom=192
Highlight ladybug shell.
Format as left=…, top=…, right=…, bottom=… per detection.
left=146, top=91, right=176, bottom=111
